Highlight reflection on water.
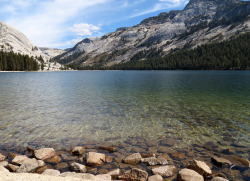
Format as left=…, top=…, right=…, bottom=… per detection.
left=0, top=71, right=249, bottom=150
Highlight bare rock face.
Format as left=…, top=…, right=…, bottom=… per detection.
left=148, top=175, right=164, bottom=181
left=17, top=158, right=44, bottom=173
left=211, top=177, right=229, bottom=181
left=123, top=153, right=142, bottom=165
left=119, top=168, right=148, bottom=181
left=86, top=152, right=105, bottom=166
left=12, top=155, right=29, bottom=165
left=42, top=169, right=61, bottom=176
left=187, top=160, right=212, bottom=177
left=141, top=156, right=168, bottom=166
left=72, top=146, right=85, bottom=156
left=34, top=148, right=57, bottom=161
left=0, top=153, right=6, bottom=161
left=151, top=165, right=176, bottom=177
left=69, top=162, right=87, bottom=173
left=211, top=156, right=232, bottom=167
left=177, top=168, right=204, bottom=181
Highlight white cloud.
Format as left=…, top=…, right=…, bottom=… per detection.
left=70, top=23, right=101, bottom=36
left=130, top=0, right=188, bottom=18
left=3, top=0, right=110, bottom=48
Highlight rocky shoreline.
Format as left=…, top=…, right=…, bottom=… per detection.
left=0, top=142, right=249, bottom=181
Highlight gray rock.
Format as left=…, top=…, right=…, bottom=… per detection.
left=69, top=162, right=87, bottom=173
left=119, top=168, right=148, bottom=181
left=141, top=156, right=168, bottom=166
left=86, top=152, right=105, bottom=166
left=34, top=148, right=57, bottom=161
left=72, top=146, right=85, bottom=156
left=187, top=160, right=212, bottom=177
left=148, top=175, right=164, bottom=181
left=211, top=177, right=229, bottom=181
left=123, top=153, right=142, bottom=165
left=0, top=153, right=6, bottom=161
left=177, top=168, right=204, bottom=181
left=12, top=155, right=29, bottom=165
left=151, top=165, right=176, bottom=177
left=42, top=169, right=60, bottom=176
left=17, top=158, right=44, bottom=173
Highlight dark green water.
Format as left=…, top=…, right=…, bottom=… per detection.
left=0, top=71, right=249, bottom=152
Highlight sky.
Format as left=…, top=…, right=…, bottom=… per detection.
left=0, top=0, right=190, bottom=49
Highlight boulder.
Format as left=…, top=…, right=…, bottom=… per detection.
left=141, top=156, right=168, bottom=166
left=148, top=175, right=164, bottom=181
left=42, top=169, right=60, bottom=176
left=86, top=152, right=105, bottom=166
left=34, top=148, right=56, bottom=160
left=12, top=155, right=29, bottom=165
left=123, top=153, right=142, bottom=165
left=60, top=172, right=96, bottom=180
left=0, top=161, right=8, bottom=167
left=71, top=146, right=85, bottom=156
left=95, top=174, right=112, bottom=181
left=46, top=156, right=61, bottom=163
left=211, top=156, right=232, bottom=167
left=119, top=168, right=148, bottom=181
left=17, top=158, right=44, bottom=173
left=6, top=164, right=20, bottom=172
left=98, top=146, right=119, bottom=153
left=187, top=160, right=212, bottom=177
left=151, top=165, right=176, bottom=177
left=177, top=168, right=204, bottom=181
left=0, top=166, right=9, bottom=173
left=69, top=162, right=87, bottom=173
left=0, top=153, right=6, bottom=161
left=211, top=177, right=229, bottom=181
left=107, top=168, right=121, bottom=176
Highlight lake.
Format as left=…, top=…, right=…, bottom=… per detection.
left=0, top=71, right=249, bottom=154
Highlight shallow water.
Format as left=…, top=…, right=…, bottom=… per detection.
left=0, top=71, right=249, bottom=151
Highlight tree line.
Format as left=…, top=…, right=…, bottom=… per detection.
left=99, top=32, right=250, bottom=70
left=0, top=51, right=39, bottom=71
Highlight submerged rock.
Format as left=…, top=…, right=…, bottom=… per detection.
left=177, top=168, right=204, bottom=181
left=69, top=162, right=87, bottom=173
left=211, top=156, right=232, bottom=167
left=71, top=146, right=85, bottom=156
left=141, top=156, right=168, bottom=166
left=46, top=156, right=61, bottom=164
left=123, top=153, right=142, bottom=165
left=98, top=146, right=119, bottom=153
left=151, top=165, right=176, bottom=177
left=34, top=148, right=57, bottom=161
left=119, top=168, right=148, bottom=181
left=86, top=152, right=105, bottom=166
left=187, top=160, right=212, bottom=177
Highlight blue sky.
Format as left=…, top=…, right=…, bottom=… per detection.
left=0, top=0, right=190, bottom=49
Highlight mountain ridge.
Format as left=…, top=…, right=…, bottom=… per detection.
left=55, top=0, right=250, bottom=69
